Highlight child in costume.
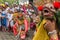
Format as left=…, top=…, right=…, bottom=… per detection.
left=20, top=25, right=26, bottom=40
left=13, top=13, right=28, bottom=40
left=1, top=10, right=7, bottom=31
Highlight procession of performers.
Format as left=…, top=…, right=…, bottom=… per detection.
left=0, top=1, right=60, bottom=40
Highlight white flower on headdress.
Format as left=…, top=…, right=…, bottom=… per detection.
left=5, top=2, right=9, bottom=5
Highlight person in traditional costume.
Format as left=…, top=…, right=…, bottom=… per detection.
left=1, top=4, right=8, bottom=31
left=13, top=8, right=20, bottom=36
left=33, top=3, right=58, bottom=40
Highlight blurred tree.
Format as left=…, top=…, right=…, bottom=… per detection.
left=0, top=0, right=19, bottom=5
left=0, top=0, right=4, bottom=3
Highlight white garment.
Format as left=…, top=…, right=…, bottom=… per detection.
left=5, top=7, right=10, bottom=13
left=26, top=9, right=32, bottom=15
left=11, top=8, right=15, bottom=12
left=10, top=20, right=14, bottom=27
left=0, top=13, right=1, bottom=17
left=15, top=6, right=19, bottom=10
left=2, top=11, right=6, bottom=14
left=7, top=13, right=13, bottom=27
left=7, top=13, right=13, bottom=21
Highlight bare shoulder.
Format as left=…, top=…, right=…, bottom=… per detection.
left=44, top=20, right=56, bottom=32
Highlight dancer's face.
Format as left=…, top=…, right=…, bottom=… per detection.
left=43, top=9, right=54, bottom=19
left=42, top=3, right=56, bottom=19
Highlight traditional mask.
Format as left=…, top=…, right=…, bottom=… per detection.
left=42, top=3, right=56, bottom=19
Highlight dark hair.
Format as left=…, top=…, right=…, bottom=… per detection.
left=30, top=18, right=33, bottom=22
left=21, top=28, right=25, bottom=31
left=21, top=26, right=25, bottom=31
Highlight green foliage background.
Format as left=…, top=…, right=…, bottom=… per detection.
left=0, top=0, right=19, bottom=5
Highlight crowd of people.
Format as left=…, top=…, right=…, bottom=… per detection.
left=0, top=1, right=60, bottom=40
left=0, top=2, right=40, bottom=40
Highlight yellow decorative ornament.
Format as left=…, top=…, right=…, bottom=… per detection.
left=0, top=4, right=5, bottom=7
left=33, top=19, right=49, bottom=40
